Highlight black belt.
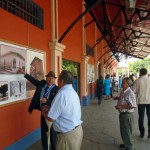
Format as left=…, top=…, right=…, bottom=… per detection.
left=120, top=112, right=133, bottom=115
left=56, top=125, right=80, bottom=134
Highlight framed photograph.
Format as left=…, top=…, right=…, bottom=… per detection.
left=0, top=74, right=26, bottom=105
left=0, top=43, right=26, bottom=74
left=26, top=49, right=45, bottom=97
left=87, top=64, right=95, bottom=83
left=0, top=41, right=45, bottom=105
left=0, top=81, right=8, bottom=102
left=9, top=80, right=26, bottom=100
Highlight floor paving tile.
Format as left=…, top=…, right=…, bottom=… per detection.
left=27, top=96, right=150, bottom=150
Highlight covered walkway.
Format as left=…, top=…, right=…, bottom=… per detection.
left=27, top=96, right=150, bottom=150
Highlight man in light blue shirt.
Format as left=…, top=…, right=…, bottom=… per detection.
left=42, top=70, right=83, bottom=150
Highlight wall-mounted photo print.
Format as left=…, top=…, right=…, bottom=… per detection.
left=0, top=44, right=26, bottom=74
left=0, top=41, right=45, bottom=105
left=9, top=80, right=26, bottom=100
left=87, top=64, right=95, bottom=83
left=0, top=81, right=8, bottom=102
left=26, top=49, right=45, bottom=97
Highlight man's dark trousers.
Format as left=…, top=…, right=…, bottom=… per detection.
left=138, top=104, right=150, bottom=136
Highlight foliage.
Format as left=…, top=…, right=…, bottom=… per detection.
left=62, top=60, right=78, bottom=76
left=129, top=57, right=150, bottom=74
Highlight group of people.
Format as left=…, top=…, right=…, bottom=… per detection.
left=96, top=68, right=150, bottom=150
left=116, top=68, right=150, bottom=150
left=19, top=67, right=150, bottom=150
left=19, top=69, right=83, bottom=150
left=96, top=74, right=117, bottom=104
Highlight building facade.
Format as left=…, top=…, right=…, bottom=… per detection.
left=0, top=0, right=117, bottom=149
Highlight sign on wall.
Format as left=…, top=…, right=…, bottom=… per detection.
left=0, top=41, right=45, bottom=105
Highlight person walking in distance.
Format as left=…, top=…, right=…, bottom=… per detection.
left=134, top=68, right=150, bottom=139
left=96, top=75, right=104, bottom=105
left=104, top=74, right=111, bottom=99
left=42, top=70, right=83, bottom=150
left=19, top=69, right=59, bottom=150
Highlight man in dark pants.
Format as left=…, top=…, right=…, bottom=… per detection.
left=134, top=68, right=150, bottom=139
left=96, top=75, right=103, bottom=105
left=19, top=69, right=59, bottom=150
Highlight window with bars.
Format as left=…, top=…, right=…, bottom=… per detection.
left=0, top=0, right=44, bottom=29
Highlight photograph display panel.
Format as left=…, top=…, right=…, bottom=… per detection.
left=0, top=81, right=8, bottom=102
left=10, top=80, right=26, bottom=100
left=0, top=42, right=45, bottom=105
left=0, top=44, right=26, bottom=74
left=26, top=49, right=45, bottom=97
left=87, top=64, right=95, bottom=83
left=0, top=75, right=26, bottom=105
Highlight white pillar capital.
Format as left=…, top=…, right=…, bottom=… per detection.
left=82, top=55, right=89, bottom=63
left=49, top=41, right=66, bottom=80
left=49, top=41, right=66, bottom=52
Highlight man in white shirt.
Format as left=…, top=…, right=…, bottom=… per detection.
left=134, top=68, right=150, bottom=139
left=42, top=70, right=83, bottom=150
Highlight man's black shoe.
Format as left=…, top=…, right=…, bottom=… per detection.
left=119, top=144, right=125, bottom=148
left=147, top=131, right=150, bottom=140
left=139, top=134, right=144, bottom=138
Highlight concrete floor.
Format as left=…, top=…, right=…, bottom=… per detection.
left=27, top=97, right=150, bottom=150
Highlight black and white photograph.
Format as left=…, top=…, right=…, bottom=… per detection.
left=9, top=80, right=26, bottom=100
left=26, top=49, right=45, bottom=97
left=0, top=81, right=8, bottom=102
left=0, top=44, right=26, bottom=74
left=87, top=64, right=95, bottom=83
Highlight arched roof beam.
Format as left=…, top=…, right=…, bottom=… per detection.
left=84, top=19, right=94, bottom=28
left=86, top=26, right=122, bottom=56
left=97, top=49, right=111, bottom=62
left=104, top=54, right=114, bottom=66
left=104, top=59, right=116, bottom=68
left=58, top=0, right=103, bottom=43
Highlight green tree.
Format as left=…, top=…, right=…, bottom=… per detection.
left=62, top=60, right=78, bottom=76
left=129, top=57, right=150, bottom=74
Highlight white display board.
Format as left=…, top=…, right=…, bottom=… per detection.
left=0, top=41, right=45, bottom=105
left=87, top=64, right=95, bottom=83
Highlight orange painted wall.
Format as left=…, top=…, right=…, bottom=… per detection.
left=85, top=12, right=95, bottom=64
left=0, top=0, right=52, bottom=149
left=85, top=13, right=96, bottom=95
left=58, top=0, right=84, bottom=99
left=58, top=0, right=100, bottom=97
left=58, top=0, right=83, bottom=62
left=0, top=1, right=51, bottom=72
left=97, top=31, right=103, bottom=62
left=0, top=100, right=40, bottom=149
left=0, top=0, right=108, bottom=149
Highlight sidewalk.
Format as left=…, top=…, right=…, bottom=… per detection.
left=27, top=97, right=150, bottom=150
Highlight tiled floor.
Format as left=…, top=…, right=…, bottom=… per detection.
left=27, top=97, right=150, bottom=150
